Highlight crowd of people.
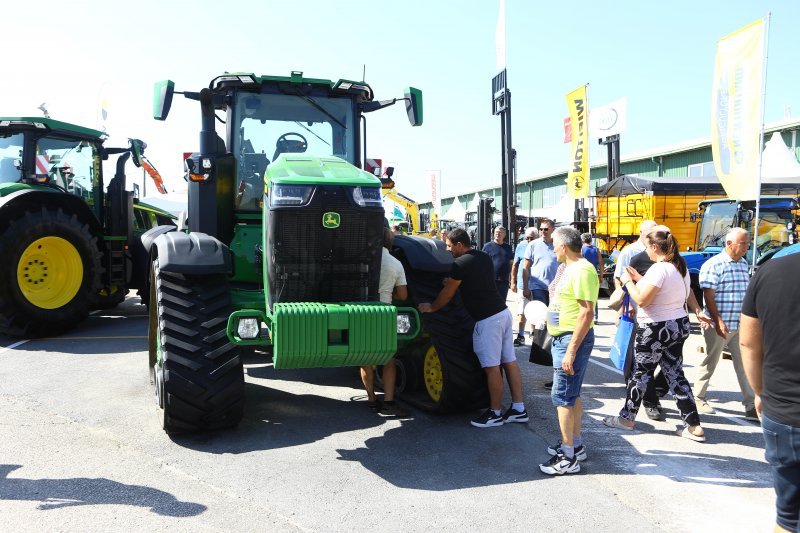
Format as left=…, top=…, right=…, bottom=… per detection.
left=367, top=218, right=797, bottom=530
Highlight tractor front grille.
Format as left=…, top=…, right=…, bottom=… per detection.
left=267, top=186, right=383, bottom=305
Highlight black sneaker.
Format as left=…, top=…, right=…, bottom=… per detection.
left=513, top=336, right=525, bottom=346
left=378, top=402, right=411, bottom=418
left=539, top=453, right=580, bottom=475
left=502, top=407, right=529, bottom=423
left=644, top=404, right=666, bottom=421
left=547, top=441, right=587, bottom=462
left=470, top=409, right=504, bottom=428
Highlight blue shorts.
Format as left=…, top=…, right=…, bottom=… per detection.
left=550, top=329, right=594, bottom=407
left=473, top=308, right=516, bottom=368
left=762, top=412, right=800, bottom=531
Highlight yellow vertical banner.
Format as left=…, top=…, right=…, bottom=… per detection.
left=566, top=85, right=589, bottom=199
left=711, top=19, right=765, bottom=201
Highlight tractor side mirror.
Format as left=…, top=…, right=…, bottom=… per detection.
left=128, top=139, right=146, bottom=167
left=153, top=80, right=175, bottom=121
left=404, top=87, right=423, bottom=127
left=740, top=210, right=754, bottom=224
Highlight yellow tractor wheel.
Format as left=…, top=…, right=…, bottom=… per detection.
left=17, top=236, right=84, bottom=309
left=423, top=344, right=444, bottom=403
left=0, top=208, right=103, bottom=338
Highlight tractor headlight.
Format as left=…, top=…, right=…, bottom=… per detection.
left=237, top=317, right=260, bottom=339
left=270, top=184, right=314, bottom=206
left=396, top=313, right=412, bottom=335
left=351, top=186, right=383, bottom=207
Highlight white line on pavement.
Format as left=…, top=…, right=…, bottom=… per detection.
left=0, top=340, right=29, bottom=354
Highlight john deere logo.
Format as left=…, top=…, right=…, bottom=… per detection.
left=323, top=212, right=340, bottom=228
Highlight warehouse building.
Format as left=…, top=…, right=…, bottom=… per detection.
left=419, top=117, right=800, bottom=227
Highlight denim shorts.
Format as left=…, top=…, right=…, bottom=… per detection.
left=762, top=412, right=800, bottom=531
left=472, top=308, right=516, bottom=368
left=550, top=329, right=594, bottom=407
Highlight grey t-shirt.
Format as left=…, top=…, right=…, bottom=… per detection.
left=523, top=238, right=558, bottom=292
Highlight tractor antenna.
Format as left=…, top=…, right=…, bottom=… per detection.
left=38, top=103, right=51, bottom=118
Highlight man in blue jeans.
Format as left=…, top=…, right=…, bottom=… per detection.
left=740, top=252, right=800, bottom=532
left=539, top=226, right=598, bottom=475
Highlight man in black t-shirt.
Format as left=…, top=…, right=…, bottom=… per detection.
left=741, top=253, right=800, bottom=533
left=418, top=228, right=527, bottom=428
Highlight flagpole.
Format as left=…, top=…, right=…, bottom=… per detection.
left=751, top=13, right=771, bottom=270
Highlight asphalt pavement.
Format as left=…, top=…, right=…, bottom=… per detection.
left=0, top=296, right=774, bottom=532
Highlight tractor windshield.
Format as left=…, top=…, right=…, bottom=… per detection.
left=35, top=136, right=98, bottom=200
left=752, top=209, right=795, bottom=260
left=698, top=202, right=737, bottom=249
left=0, top=133, right=23, bottom=184
left=231, top=92, right=356, bottom=210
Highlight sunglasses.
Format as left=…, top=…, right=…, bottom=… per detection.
left=539, top=227, right=551, bottom=232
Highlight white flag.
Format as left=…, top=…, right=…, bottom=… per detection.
left=589, top=97, right=628, bottom=139
left=496, top=0, right=506, bottom=70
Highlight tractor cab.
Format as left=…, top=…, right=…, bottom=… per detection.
left=695, top=197, right=799, bottom=264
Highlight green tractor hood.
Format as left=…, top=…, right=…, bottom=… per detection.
left=266, top=155, right=381, bottom=187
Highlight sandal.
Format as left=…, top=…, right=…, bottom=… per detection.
left=677, top=426, right=706, bottom=442
left=602, top=415, right=634, bottom=431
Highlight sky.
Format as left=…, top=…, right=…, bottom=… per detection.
left=5, top=0, right=800, bottom=203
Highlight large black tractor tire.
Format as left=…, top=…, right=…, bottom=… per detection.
left=402, top=268, right=489, bottom=413
left=149, top=258, right=244, bottom=434
left=0, top=207, right=103, bottom=338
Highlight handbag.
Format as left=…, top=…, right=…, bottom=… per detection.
left=609, top=294, right=634, bottom=371
left=608, top=285, right=626, bottom=311
left=529, top=327, right=553, bottom=366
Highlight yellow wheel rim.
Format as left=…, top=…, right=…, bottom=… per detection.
left=423, top=345, right=443, bottom=402
left=17, top=236, right=84, bottom=309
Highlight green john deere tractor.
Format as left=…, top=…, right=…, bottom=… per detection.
left=144, top=72, right=486, bottom=434
left=0, top=117, right=176, bottom=338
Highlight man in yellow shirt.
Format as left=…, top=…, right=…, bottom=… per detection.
left=539, top=226, right=598, bottom=476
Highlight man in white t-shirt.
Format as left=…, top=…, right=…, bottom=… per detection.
left=361, top=228, right=410, bottom=417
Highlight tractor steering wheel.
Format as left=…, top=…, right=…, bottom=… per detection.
left=272, top=132, right=308, bottom=161
left=758, top=239, right=783, bottom=253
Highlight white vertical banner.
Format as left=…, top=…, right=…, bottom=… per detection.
left=429, top=170, right=442, bottom=215
left=495, top=0, right=506, bottom=70
left=711, top=19, right=766, bottom=201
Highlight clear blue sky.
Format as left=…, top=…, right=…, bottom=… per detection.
left=6, top=0, right=800, bottom=202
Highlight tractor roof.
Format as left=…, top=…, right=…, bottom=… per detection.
left=0, top=117, right=107, bottom=141
left=210, top=71, right=374, bottom=101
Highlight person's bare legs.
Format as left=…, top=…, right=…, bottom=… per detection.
left=557, top=406, right=576, bottom=446
left=484, top=366, right=503, bottom=411
left=360, top=366, right=376, bottom=403
left=382, top=359, right=397, bottom=402
left=571, top=397, right=583, bottom=441
left=502, top=361, right=524, bottom=403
